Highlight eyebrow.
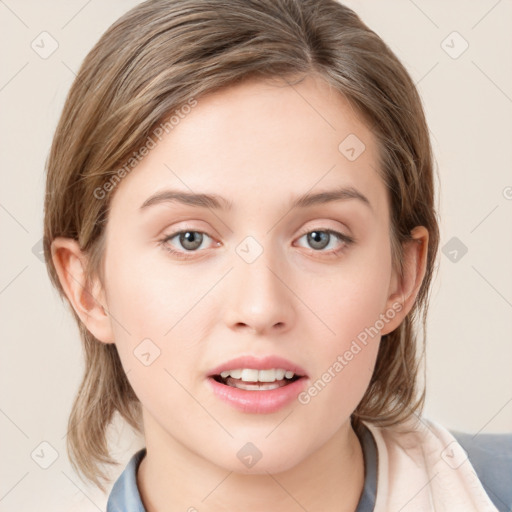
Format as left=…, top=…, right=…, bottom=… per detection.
left=139, top=185, right=372, bottom=212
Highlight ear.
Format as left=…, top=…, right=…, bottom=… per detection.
left=380, top=226, right=429, bottom=336
left=50, top=237, right=114, bottom=344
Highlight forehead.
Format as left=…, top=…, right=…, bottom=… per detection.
left=108, top=74, right=387, bottom=218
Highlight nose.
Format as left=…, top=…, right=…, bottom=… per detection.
left=223, top=239, right=296, bottom=336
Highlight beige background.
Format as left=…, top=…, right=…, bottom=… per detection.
left=1, top=0, right=511, bottom=510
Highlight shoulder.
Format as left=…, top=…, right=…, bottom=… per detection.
left=449, top=429, right=512, bottom=512
left=363, top=416, right=512, bottom=512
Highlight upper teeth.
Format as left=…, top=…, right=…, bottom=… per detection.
left=219, top=368, right=296, bottom=382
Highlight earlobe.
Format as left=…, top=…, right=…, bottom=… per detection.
left=50, top=237, right=114, bottom=344
left=380, top=226, right=429, bottom=336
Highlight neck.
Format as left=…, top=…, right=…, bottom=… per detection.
left=137, top=410, right=365, bottom=512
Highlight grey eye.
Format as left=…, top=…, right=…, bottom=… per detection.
left=306, top=231, right=331, bottom=250
left=176, top=231, right=204, bottom=251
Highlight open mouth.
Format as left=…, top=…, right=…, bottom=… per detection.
left=211, top=370, right=303, bottom=391
left=207, top=365, right=308, bottom=412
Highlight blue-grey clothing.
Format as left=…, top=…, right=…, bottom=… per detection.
left=106, top=425, right=512, bottom=512
left=450, top=430, right=512, bottom=512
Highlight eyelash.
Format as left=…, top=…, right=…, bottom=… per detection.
left=159, top=228, right=355, bottom=261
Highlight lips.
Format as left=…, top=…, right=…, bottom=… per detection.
left=206, top=355, right=308, bottom=413
left=206, top=355, right=309, bottom=413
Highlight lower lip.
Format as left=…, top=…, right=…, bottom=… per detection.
left=207, top=376, right=307, bottom=414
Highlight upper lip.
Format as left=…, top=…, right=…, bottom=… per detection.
left=208, top=355, right=307, bottom=377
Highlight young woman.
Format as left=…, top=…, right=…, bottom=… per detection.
left=43, top=0, right=512, bottom=510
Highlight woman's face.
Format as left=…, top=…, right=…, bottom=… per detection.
left=100, top=74, right=404, bottom=472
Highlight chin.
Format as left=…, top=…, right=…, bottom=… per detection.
left=209, top=444, right=307, bottom=475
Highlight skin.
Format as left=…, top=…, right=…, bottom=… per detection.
left=52, top=73, right=428, bottom=512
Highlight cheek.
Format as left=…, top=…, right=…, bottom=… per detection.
left=311, top=236, right=393, bottom=345
left=102, top=252, right=202, bottom=417
left=297, top=277, right=385, bottom=424
left=104, top=244, right=199, bottom=338
left=299, top=236, right=392, bottom=402
left=102, top=244, right=203, bottom=394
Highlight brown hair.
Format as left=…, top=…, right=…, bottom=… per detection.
left=43, top=0, right=439, bottom=492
